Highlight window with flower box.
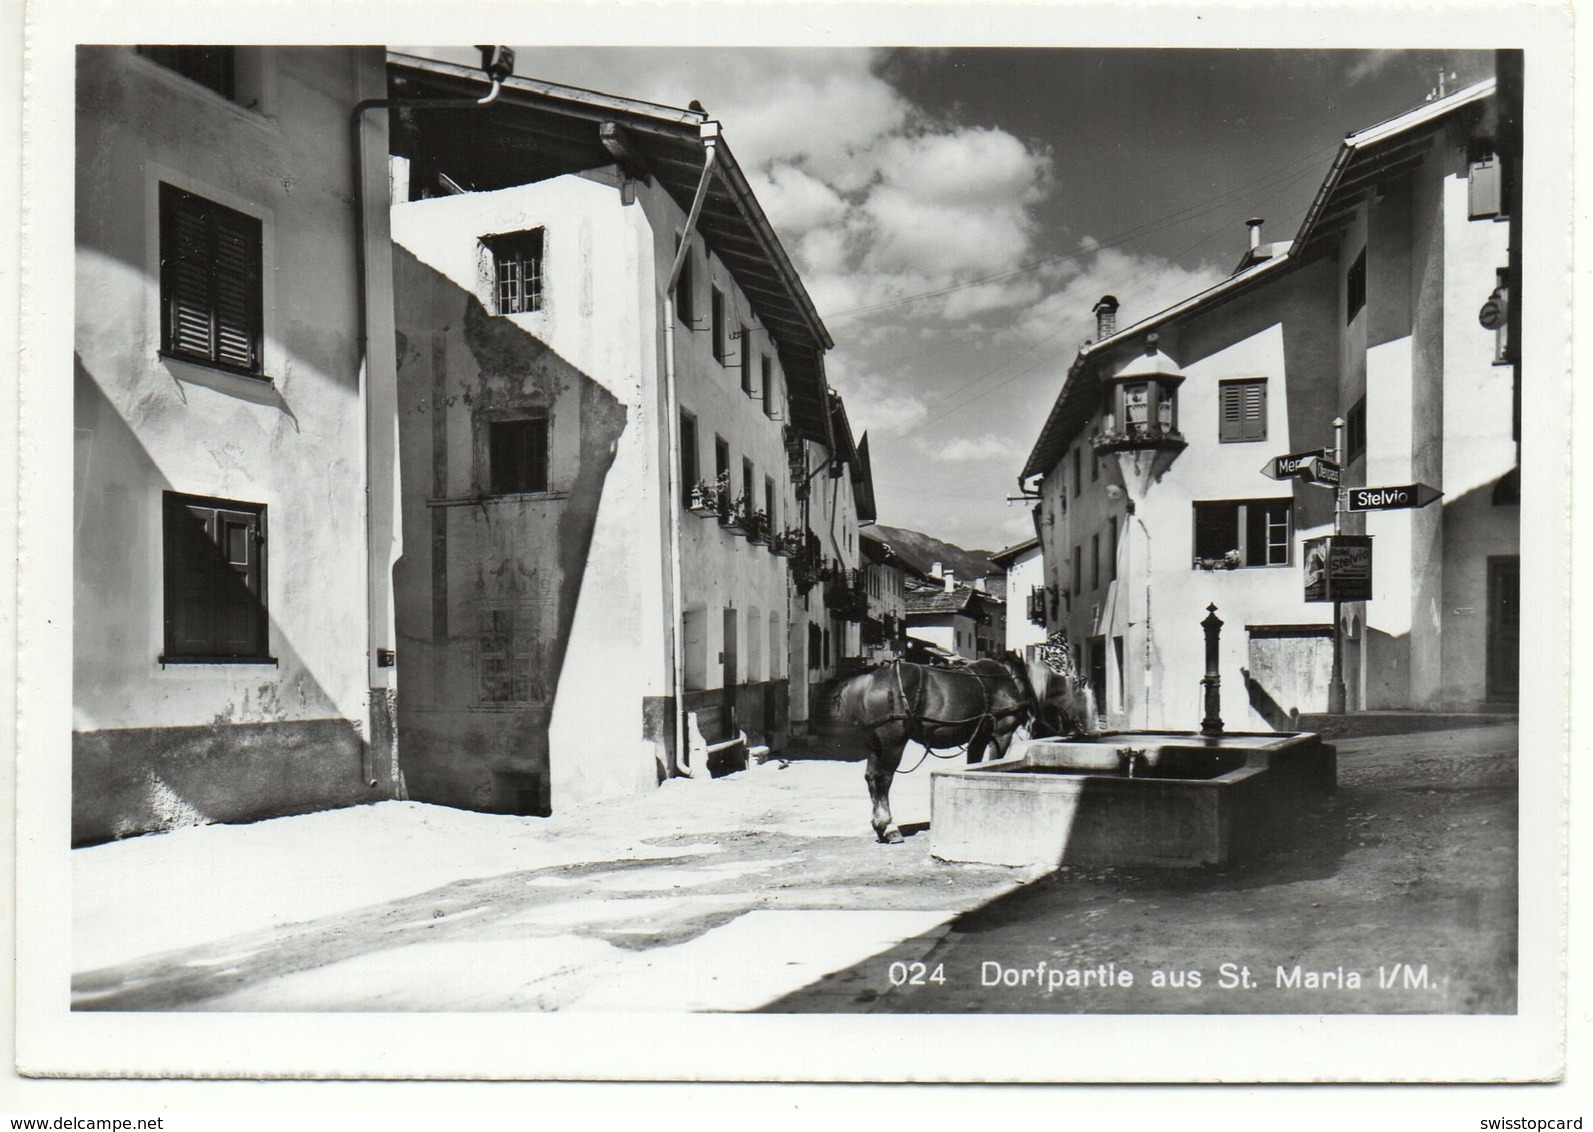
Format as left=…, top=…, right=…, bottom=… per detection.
left=1192, top=499, right=1292, bottom=568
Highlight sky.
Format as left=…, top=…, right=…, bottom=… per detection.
left=409, top=46, right=1495, bottom=550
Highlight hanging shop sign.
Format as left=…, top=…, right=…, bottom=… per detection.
left=1303, top=534, right=1373, bottom=603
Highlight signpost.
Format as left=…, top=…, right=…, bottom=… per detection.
left=1346, top=483, right=1442, bottom=512
left=1261, top=426, right=1443, bottom=714
left=1261, top=449, right=1325, bottom=481
left=1306, top=456, right=1341, bottom=486
left=1262, top=449, right=1339, bottom=487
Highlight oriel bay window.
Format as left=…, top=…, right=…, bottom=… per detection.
left=1094, top=352, right=1185, bottom=458
left=162, top=492, right=269, bottom=662
left=160, top=184, right=263, bottom=375
left=1192, top=499, right=1292, bottom=568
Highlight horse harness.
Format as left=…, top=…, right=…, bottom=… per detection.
left=885, top=659, right=1020, bottom=733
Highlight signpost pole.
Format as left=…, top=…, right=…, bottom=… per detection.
left=1328, top=416, right=1347, bottom=714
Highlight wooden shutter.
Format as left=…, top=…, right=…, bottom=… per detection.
left=1241, top=381, right=1266, bottom=439
left=212, top=210, right=261, bottom=370
left=1220, top=381, right=1266, bottom=441
left=165, top=495, right=265, bottom=658
left=161, top=186, right=262, bottom=373
left=165, top=193, right=217, bottom=361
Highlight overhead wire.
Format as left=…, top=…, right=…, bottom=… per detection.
left=821, top=137, right=1344, bottom=325
left=868, top=155, right=1331, bottom=447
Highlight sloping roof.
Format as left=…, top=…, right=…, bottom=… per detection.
left=1293, top=77, right=1495, bottom=258
left=989, top=536, right=1040, bottom=567
left=386, top=52, right=834, bottom=439
left=905, top=587, right=979, bottom=616
left=1020, top=77, right=1495, bottom=483
left=853, top=432, right=877, bottom=524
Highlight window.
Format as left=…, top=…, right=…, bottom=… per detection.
left=741, top=336, right=755, bottom=395
left=674, top=235, right=695, bottom=326
left=1468, top=152, right=1502, bottom=219
left=162, top=492, right=268, bottom=662
left=715, top=436, right=730, bottom=486
left=1192, top=499, right=1292, bottom=567
left=764, top=475, right=777, bottom=532
left=1091, top=533, right=1101, bottom=590
left=680, top=411, right=699, bottom=503
left=762, top=355, right=777, bottom=418
left=1345, top=397, right=1367, bottom=463
left=138, top=46, right=237, bottom=100
left=1108, top=517, right=1118, bottom=581
left=160, top=184, right=262, bottom=374
left=711, top=286, right=729, bottom=364
left=742, top=458, right=755, bottom=515
left=1071, top=544, right=1082, bottom=595
left=486, top=229, right=544, bottom=314
left=478, top=608, right=533, bottom=705
left=1346, top=248, right=1366, bottom=324
left=1218, top=379, right=1267, bottom=442
left=1072, top=447, right=1082, bottom=497
left=487, top=416, right=549, bottom=494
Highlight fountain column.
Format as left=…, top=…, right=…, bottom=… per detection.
left=1200, top=603, right=1224, bottom=737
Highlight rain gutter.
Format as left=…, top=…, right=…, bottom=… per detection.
left=664, top=120, right=721, bottom=778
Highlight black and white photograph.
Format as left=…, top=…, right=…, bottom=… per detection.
left=9, top=0, right=1579, bottom=1102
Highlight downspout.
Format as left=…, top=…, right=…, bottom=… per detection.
left=1136, top=512, right=1153, bottom=729
left=349, top=58, right=508, bottom=787
left=664, top=120, right=721, bottom=778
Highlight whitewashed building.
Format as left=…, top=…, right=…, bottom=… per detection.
left=385, top=54, right=864, bottom=810
left=1021, top=77, right=1518, bottom=729
left=72, top=47, right=402, bottom=843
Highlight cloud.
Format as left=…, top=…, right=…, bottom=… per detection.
left=1009, top=245, right=1227, bottom=348
left=1345, top=51, right=1400, bottom=86
left=916, top=432, right=1013, bottom=463
left=826, top=360, right=928, bottom=437
left=750, top=164, right=848, bottom=234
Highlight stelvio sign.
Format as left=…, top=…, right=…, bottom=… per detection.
left=1346, top=483, right=1443, bottom=512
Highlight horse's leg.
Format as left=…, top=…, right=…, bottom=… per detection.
left=987, top=719, right=1019, bottom=762
left=966, top=720, right=992, bottom=766
left=865, top=728, right=907, bottom=844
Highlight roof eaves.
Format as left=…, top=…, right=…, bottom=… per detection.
left=387, top=51, right=832, bottom=354
left=1295, top=77, right=1495, bottom=250
left=1019, top=254, right=1293, bottom=482
left=387, top=52, right=703, bottom=130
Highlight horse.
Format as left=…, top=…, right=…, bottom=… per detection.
left=834, top=652, right=1041, bottom=844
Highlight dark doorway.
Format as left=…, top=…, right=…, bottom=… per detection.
left=1088, top=634, right=1107, bottom=703
left=722, top=608, right=739, bottom=732
left=1486, top=556, right=1520, bottom=703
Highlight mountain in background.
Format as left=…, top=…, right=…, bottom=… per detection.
left=866, top=524, right=1002, bottom=586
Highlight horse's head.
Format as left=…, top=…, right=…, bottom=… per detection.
left=1022, top=639, right=1093, bottom=738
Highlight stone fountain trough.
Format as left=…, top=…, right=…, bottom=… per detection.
left=930, top=730, right=1336, bottom=868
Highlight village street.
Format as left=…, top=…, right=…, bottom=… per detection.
left=72, top=719, right=1517, bottom=1014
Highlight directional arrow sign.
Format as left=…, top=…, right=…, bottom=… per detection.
left=1262, top=449, right=1326, bottom=481
left=1346, top=483, right=1443, bottom=512
left=1304, top=456, right=1341, bottom=486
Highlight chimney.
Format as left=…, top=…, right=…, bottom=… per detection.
left=1092, top=295, right=1119, bottom=341
left=1246, top=217, right=1264, bottom=250
left=932, top=561, right=942, bottom=578
left=944, top=570, right=956, bottom=593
